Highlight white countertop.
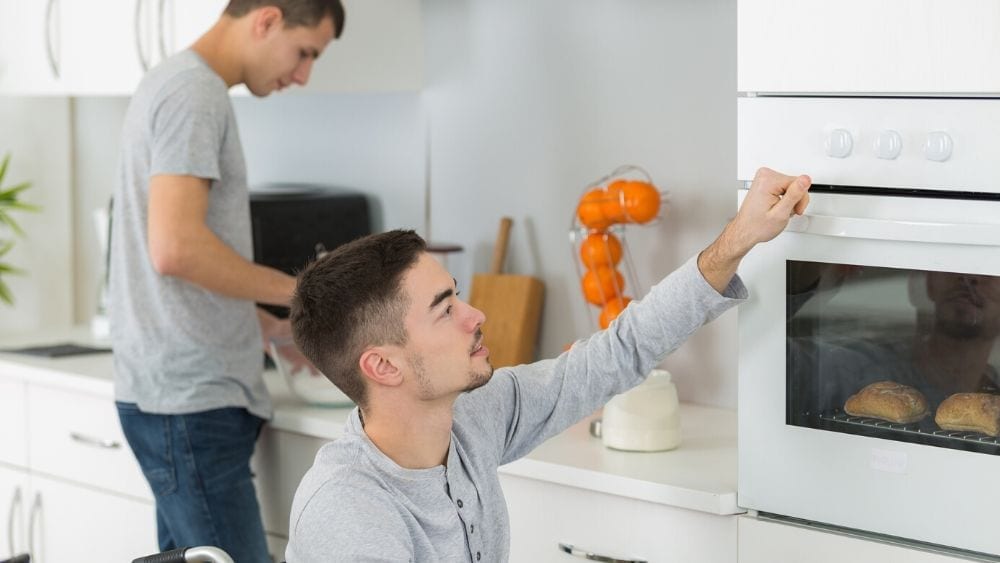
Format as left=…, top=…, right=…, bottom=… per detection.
left=0, top=326, right=740, bottom=516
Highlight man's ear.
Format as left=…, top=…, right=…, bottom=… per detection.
left=359, top=347, right=403, bottom=387
left=250, top=5, right=284, bottom=39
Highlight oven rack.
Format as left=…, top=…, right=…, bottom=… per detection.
left=818, top=412, right=1000, bottom=455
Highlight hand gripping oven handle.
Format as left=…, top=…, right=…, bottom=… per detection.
left=785, top=213, right=1000, bottom=247
left=557, top=542, right=647, bottom=563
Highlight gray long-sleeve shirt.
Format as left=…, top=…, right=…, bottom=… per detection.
left=285, top=255, right=747, bottom=562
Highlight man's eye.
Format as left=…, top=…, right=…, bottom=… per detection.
left=445, top=305, right=453, bottom=316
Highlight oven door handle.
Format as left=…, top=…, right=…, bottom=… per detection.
left=785, top=213, right=1000, bottom=247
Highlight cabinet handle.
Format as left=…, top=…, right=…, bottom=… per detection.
left=134, top=0, right=150, bottom=71
left=69, top=432, right=122, bottom=449
left=157, top=0, right=171, bottom=61
left=7, top=486, right=21, bottom=555
left=27, top=493, right=40, bottom=563
left=44, top=0, right=60, bottom=78
left=557, top=542, right=647, bottom=563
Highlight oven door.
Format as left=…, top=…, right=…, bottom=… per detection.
left=737, top=188, right=1000, bottom=557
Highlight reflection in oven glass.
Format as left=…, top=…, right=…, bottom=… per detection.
left=786, top=260, right=1000, bottom=455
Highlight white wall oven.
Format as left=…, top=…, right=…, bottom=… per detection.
left=737, top=96, right=1000, bottom=558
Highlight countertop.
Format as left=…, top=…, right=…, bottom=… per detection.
left=0, top=326, right=741, bottom=516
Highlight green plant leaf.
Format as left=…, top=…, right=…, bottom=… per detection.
left=0, top=210, right=25, bottom=237
left=0, top=180, right=32, bottom=200
left=0, top=277, right=12, bottom=305
left=0, top=262, right=23, bottom=275
left=0, top=240, right=12, bottom=257
left=0, top=153, right=9, bottom=186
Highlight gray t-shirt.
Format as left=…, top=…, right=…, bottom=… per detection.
left=285, top=256, right=746, bottom=562
left=110, top=49, right=271, bottom=420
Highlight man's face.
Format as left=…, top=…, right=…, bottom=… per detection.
left=399, top=253, right=493, bottom=401
left=926, top=271, right=1000, bottom=339
left=246, top=15, right=335, bottom=96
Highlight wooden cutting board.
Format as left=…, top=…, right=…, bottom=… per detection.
left=469, top=217, right=545, bottom=368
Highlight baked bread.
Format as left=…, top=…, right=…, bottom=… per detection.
left=935, top=393, right=1000, bottom=437
left=844, top=381, right=929, bottom=424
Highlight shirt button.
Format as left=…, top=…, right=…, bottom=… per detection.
left=457, top=499, right=464, bottom=508
left=470, top=524, right=475, bottom=534
left=476, top=552, right=481, bottom=561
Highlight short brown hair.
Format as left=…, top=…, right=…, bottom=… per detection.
left=225, top=0, right=346, bottom=38
left=290, top=230, right=427, bottom=407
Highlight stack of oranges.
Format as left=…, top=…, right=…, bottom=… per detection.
left=574, top=176, right=661, bottom=330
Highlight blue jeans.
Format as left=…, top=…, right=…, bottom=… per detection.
left=116, top=402, right=270, bottom=563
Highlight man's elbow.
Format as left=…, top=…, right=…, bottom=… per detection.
left=148, top=239, right=192, bottom=277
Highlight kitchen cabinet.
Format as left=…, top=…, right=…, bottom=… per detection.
left=0, top=0, right=421, bottom=95
left=0, top=376, right=27, bottom=466
left=0, top=464, right=28, bottom=558
left=738, top=515, right=976, bottom=563
left=500, top=473, right=737, bottom=562
left=738, top=0, right=1000, bottom=94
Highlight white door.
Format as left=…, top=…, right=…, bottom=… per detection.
left=26, top=474, right=157, bottom=563
left=0, top=0, right=63, bottom=94
left=159, top=0, right=226, bottom=59
left=0, top=465, right=29, bottom=559
left=738, top=0, right=1000, bottom=94
left=60, top=0, right=148, bottom=95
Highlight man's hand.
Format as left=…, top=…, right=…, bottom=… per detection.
left=698, top=168, right=811, bottom=293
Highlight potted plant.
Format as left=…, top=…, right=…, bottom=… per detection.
left=0, top=152, right=39, bottom=304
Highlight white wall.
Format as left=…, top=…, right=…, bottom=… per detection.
left=424, top=0, right=738, bottom=407
left=63, top=0, right=739, bottom=407
left=0, top=98, right=73, bottom=334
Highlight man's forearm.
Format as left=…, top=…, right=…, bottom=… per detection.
left=697, top=221, right=754, bottom=295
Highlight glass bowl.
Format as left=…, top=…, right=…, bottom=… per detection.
left=269, top=337, right=354, bottom=408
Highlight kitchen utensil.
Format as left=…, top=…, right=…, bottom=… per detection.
left=594, top=369, right=681, bottom=452
left=269, top=337, right=353, bottom=408
left=468, top=217, right=545, bottom=368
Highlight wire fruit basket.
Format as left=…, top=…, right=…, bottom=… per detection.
left=569, top=165, right=669, bottom=330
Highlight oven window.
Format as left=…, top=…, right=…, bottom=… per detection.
left=786, top=260, right=1000, bottom=455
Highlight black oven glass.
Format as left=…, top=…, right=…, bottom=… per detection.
left=786, top=260, right=1000, bottom=455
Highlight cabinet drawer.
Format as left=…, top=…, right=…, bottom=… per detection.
left=500, top=474, right=736, bottom=562
left=253, top=427, right=327, bottom=537
left=27, top=385, right=151, bottom=500
left=0, top=375, right=27, bottom=466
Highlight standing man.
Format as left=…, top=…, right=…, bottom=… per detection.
left=110, top=2, right=345, bottom=561
left=284, top=168, right=811, bottom=561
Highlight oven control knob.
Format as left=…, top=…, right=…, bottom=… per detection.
left=924, top=131, right=953, bottom=162
left=874, top=130, right=902, bottom=160
left=825, top=129, right=853, bottom=158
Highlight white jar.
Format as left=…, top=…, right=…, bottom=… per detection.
left=599, top=369, right=681, bottom=452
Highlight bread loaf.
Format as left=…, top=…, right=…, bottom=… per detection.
left=844, top=381, right=929, bottom=424
left=935, top=393, right=1000, bottom=437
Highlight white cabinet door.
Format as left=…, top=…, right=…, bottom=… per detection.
left=0, top=376, right=27, bottom=467
left=0, top=0, right=62, bottom=94
left=738, top=516, right=976, bottom=563
left=253, top=426, right=327, bottom=537
left=500, top=474, right=737, bottom=563
left=0, top=465, right=29, bottom=559
left=738, top=0, right=1000, bottom=94
left=302, top=0, right=422, bottom=93
left=26, top=473, right=157, bottom=563
left=160, top=0, right=227, bottom=59
left=60, top=0, right=147, bottom=95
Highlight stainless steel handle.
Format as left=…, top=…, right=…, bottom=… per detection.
left=27, top=493, right=40, bottom=563
left=70, top=432, right=122, bottom=449
left=134, top=0, right=150, bottom=71
left=785, top=212, right=1000, bottom=247
left=7, top=486, right=21, bottom=555
left=44, top=0, right=60, bottom=78
left=186, top=546, right=235, bottom=563
left=157, top=0, right=170, bottom=60
left=558, top=542, right=647, bottom=563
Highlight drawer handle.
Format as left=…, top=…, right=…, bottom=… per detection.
left=69, top=432, right=122, bottom=450
left=8, top=486, right=22, bottom=554
left=558, top=542, right=648, bottom=563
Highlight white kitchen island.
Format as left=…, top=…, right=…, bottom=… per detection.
left=0, top=327, right=740, bottom=562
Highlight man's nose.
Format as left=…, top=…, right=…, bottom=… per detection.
left=292, top=59, right=314, bottom=85
left=466, top=303, right=486, bottom=331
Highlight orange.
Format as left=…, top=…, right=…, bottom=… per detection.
left=581, top=266, right=625, bottom=306
left=619, top=180, right=660, bottom=224
left=579, top=232, right=623, bottom=268
left=600, top=180, right=628, bottom=223
left=576, top=189, right=612, bottom=230
left=599, top=296, right=633, bottom=329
